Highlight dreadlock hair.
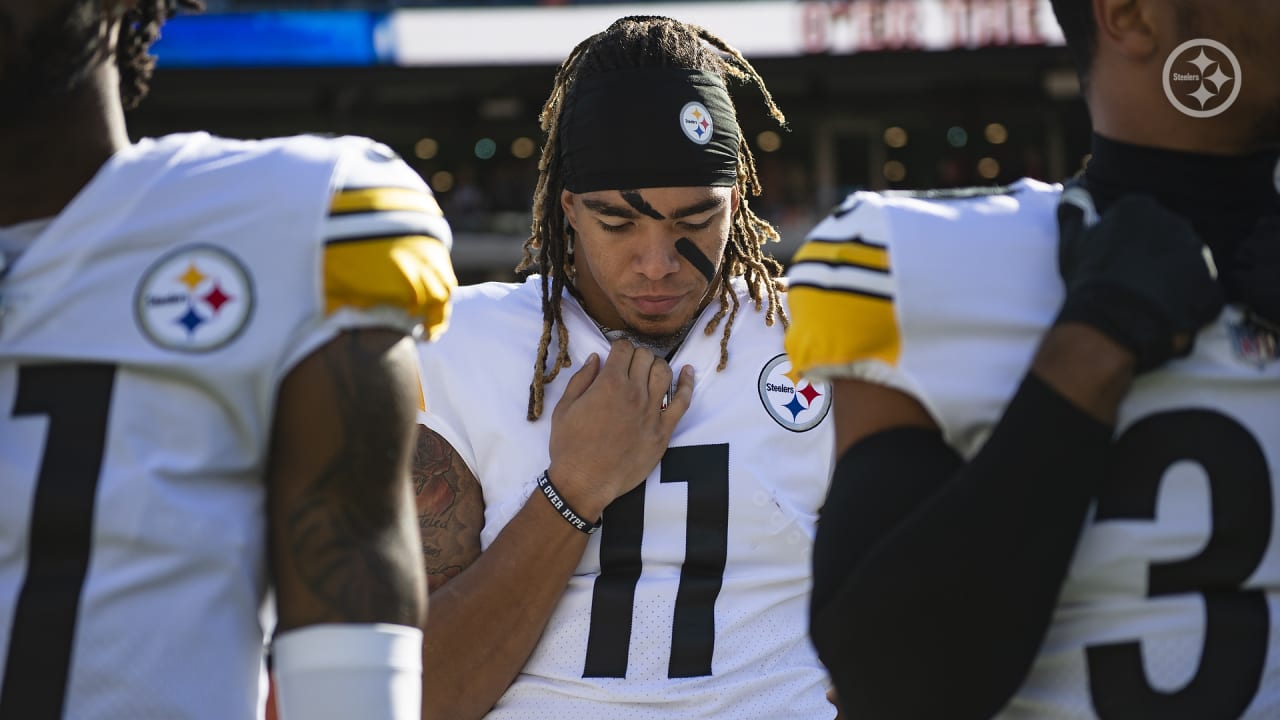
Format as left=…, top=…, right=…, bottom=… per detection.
left=118, top=0, right=203, bottom=110
left=517, top=15, right=788, bottom=421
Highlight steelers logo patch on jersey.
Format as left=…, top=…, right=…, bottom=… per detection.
left=680, top=102, right=714, bottom=145
left=758, top=353, right=831, bottom=432
left=134, top=245, right=253, bottom=352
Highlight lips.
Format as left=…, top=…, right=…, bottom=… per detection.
left=628, top=294, right=684, bottom=316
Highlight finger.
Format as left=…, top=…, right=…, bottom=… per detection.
left=660, top=365, right=695, bottom=429
left=551, top=353, right=599, bottom=420
left=601, top=339, right=635, bottom=380
left=646, top=357, right=674, bottom=411
left=628, top=345, right=656, bottom=383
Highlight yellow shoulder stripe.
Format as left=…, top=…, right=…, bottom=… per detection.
left=784, top=283, right=901, bottom=377
left=331, top=187, right=443, bottom=217
left=792, top=240, right=889, bottom=272
left=324, top=235, right=457, bottom=340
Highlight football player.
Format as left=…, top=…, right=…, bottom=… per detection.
left=411, top=16, right=838, bottom=720
left=0, top=1, right=456, bottom=718
left=787, top=0, right=1280, bottom=718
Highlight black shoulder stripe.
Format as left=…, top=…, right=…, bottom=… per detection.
left=787, top=281, right=893, bottom=302
left=805, top=234, right=887, bottom=249
left=792, top=258, right=891, bottom=276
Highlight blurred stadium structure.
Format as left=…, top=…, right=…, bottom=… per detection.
left=132, top=0, right=1089, bottom=281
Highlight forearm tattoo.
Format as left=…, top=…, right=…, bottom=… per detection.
left=286, top=331, right=417, bottom=625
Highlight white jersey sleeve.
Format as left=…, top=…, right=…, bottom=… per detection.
left=278, top=135, right=456, bottom=376
left=786, top=180, right=1063, bottom=455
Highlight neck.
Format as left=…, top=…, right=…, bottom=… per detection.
left=1084, top=133, right=1280, bottom=302
left=0, top=66, right=130, bottom=226
left=1087, top=67, right=1275, bottom=157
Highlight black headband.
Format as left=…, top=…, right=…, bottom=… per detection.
left=559, top=68, right=740, bottom=193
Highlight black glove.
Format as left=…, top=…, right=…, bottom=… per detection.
left=1229, top=213, right=1280, bottom=332
left=1055, top=183, right=1225, bottom=372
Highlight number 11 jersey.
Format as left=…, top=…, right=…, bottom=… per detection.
left=418, top=276, right=835, bottom=718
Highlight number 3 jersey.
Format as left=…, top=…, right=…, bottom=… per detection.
left=785, top=179, right=1280, bottom=719
left=418, top=277, right=835, bottom=719
left=0, top=132, right=455, bottom=719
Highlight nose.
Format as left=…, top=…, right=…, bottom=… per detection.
left=632, top=230, right=682, bottom=281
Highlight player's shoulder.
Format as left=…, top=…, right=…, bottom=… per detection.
left=139, top=132, right=430, bottom=195
left=312, top=136, right=456, bottom=338
left=418, top=278, right=539, bottom=360
left=447, top=277, right=540, bottom=321
left=137, top=131, right=346, bottom=174
left=785, top=179, right=1063, bottom=382
left=806, top=178, right=1061, bottom=245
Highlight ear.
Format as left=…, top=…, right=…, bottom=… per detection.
left=1094, top=0, right=1158, bottom=62
left=730, top=185, right=740, bottom=216
left=560, top=189, right=579, bottom=230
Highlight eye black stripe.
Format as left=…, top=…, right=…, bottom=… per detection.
left=622, top=191, right=665, bottom=220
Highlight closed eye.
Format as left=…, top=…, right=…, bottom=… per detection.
left=597, top=220, right=632, bottom=233
left=679, top=217, right=715, bottom=231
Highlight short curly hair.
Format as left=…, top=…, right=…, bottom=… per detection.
left=118, top=0, right=204, bottom=109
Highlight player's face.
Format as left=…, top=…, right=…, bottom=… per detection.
left=0, top=0, right=104, bottom=123
left=563, top=185, right=737, bottom=341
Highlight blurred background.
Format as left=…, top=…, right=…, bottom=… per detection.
left=132, top=0, right=1091, bottom=282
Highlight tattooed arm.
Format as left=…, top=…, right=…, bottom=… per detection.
left=267, top=329, right=427, bottom=632
left=415, top=420, right=596, bottom=720
left=412, top=427, right=484, bottom=593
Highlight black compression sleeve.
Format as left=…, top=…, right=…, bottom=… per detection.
left=810, top=426, right=963, bottom=618
left=810, top=374, right=1113, bottom=720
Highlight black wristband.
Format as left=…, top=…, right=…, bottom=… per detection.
left=536, top=470, right=601, bottom=535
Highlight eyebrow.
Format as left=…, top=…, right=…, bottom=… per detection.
left=582, top=198, right=639, bottom=219
left=670, top=196, right=725, bottom=219
left=580, top=194, right=725, bottom=220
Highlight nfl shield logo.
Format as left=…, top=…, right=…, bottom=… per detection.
left=1229, top=313, right=1279, bottom=369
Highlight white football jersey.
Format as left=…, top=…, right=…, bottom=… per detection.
left=0, top=132, right=455, bottom=719
left=419, top=276, right=835, bottom=719
left=786, top=179, right=1280, bottom=719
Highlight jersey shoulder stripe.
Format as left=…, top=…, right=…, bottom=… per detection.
left=785, top=180, right=1061, bottom=383
left=789, top=238, right=892, bottom=299
left=321, top=138, right=457, bottom=338
left=786, top=192, right=901, bottom=374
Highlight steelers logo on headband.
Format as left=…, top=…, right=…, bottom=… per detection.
left=560, top=68, right=740, bottom=193
left=680, top=102, right=714, bottom=145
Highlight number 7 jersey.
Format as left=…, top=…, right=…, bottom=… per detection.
left=0, top=132, right=455, bottom=719
left=786, top=179, right=1280, bottom=719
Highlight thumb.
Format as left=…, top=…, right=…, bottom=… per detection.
left=552, top=353, right=600, bottom=419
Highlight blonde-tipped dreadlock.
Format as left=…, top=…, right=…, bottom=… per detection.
left=517, top=15, right=788, bottom=421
